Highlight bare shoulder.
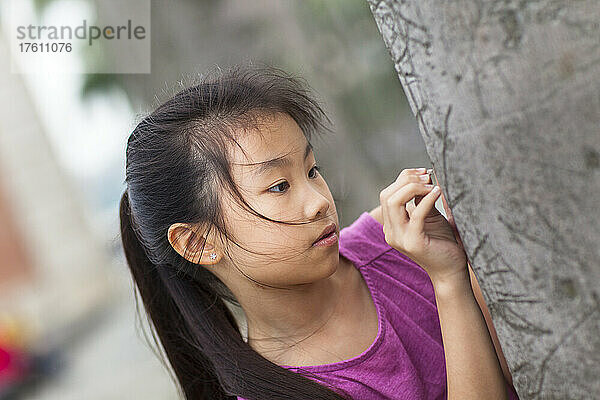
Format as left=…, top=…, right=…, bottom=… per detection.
left=367, top=205, right=384, bottom=225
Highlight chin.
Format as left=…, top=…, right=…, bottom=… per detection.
left=321, top=251, right=340, bottom=277
left=294, top=252, right=340, bottom=285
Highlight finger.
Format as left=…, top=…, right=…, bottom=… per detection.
left=387, top=182, right=436, bottom=225
left=406, top=199, right=416, bottom=215
left=380, top=168, right=430, bottom=236
left=380, top=169, right=430, bottom=203
left=402, top=167, right=428, bottom=176
left=410, top=186, right=442, bottom=232
left=385, top=189, right=409, bottom=227
left=414, top=173, right=433, bottom=207
left=410, top=195, right=442, bottom=219
left=395, top=168, right=429, bottom=186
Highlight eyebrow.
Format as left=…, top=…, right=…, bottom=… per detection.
left=251, top=142, right=313, bottom=176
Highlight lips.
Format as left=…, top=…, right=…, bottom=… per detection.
left=313, top=223, right=337, bottom=245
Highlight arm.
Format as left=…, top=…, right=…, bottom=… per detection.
left=434, top=272, right=508, bottom=399
left=371, top=197, right=513, bottom=386
left=369, top=200, right=512, bottom=398
left=468, top=262, right=513, bottom=386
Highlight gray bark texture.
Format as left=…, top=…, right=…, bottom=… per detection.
left=366, top=1, right=600, bottom=399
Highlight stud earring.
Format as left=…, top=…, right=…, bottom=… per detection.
left=209, top=253, right=217, bottom=260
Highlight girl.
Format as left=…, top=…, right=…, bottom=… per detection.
left=119, top=64, right=519, bottom=399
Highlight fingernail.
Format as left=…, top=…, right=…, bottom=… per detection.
left=416, top=167, right=427, bottom=172
left=432, top=186, right=440, bottom=192
left=419, top=175, right=430, bottom=181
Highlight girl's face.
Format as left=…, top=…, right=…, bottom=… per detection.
left=218, top=112, right=340, bottom=288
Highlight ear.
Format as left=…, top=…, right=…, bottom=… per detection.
left=167, top=222, right=222, bottom=265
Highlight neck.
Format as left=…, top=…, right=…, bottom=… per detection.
left=237, top=257, right=354, bottom=362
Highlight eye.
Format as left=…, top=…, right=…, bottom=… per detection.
left=266, top=165, right=321, bottom=194
left=267, top=181, right=290, bottom=194
left=309, top=165, right=321, bottom=179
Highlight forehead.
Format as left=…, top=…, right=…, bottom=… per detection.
left=229, top=112, right=310, bottom=168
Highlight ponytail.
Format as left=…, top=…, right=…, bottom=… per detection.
left=120, top=190, right=228, bottom=398
left=120, top=190, right=349, bottom=399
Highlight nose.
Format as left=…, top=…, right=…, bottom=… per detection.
left=304, top=184, right=330, bottom=221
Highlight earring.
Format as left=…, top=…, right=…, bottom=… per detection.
left=209, top=253, right=217, bottom=260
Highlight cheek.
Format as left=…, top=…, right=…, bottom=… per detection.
left=241, top=226, right=306, bottom=258
left=224, top=215, right=305, bottom=257
left=319, top=180, right=336, bottom=203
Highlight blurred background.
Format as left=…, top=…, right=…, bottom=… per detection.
left=0, top=0, right=430, bottom=398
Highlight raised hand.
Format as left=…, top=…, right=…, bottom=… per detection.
left=379, top=167, right=468, bottom=285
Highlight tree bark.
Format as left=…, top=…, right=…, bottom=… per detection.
left=366, top=1, right=600, bottom=398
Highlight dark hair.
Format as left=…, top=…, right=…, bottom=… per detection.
left=119, top=64, right=351, bottom=399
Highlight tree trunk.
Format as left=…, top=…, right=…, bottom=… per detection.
left=366, top=1, right=600, bottom=398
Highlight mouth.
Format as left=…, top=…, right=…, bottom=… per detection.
left=312, top=222, right=337, bottom=246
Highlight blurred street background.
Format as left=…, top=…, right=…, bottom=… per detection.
left=0, top=0, right=430, bottom=398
